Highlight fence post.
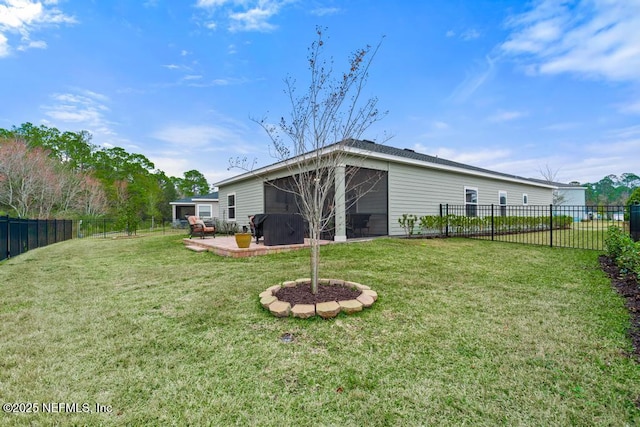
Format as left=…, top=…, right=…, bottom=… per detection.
left=0, top=216, right=8, bottom=261
left=491, top=204, right=495, bottom=241
left=445, top=204, right=450, bottom=238
left=103, top=219, right=107, bottom=239
left=631, top=203, right=640, bottom=242
left=549, top=204, right=554, bottom=248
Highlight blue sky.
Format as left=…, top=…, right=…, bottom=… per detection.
left=1, top=0, right=639, bottom=186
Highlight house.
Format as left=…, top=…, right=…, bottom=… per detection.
left=214, top=139, right=562, bottom=241
left=170, top=192, right=219, bottom=225
left=526, top=178, right=588, bottom=221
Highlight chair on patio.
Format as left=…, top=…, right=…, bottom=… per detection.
left=187, top=216, right=216, bottom=239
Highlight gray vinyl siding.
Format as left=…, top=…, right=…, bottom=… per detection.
left=387, top=162, right=553, bottom=236
left=218, top=178, right=264, bottom=229
left=217, top=151, right=555, bottom=238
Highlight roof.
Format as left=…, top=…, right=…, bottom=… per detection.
left=170, top=191, right=219, bottom=205
left=215, top=139, right=561, bottom=189
left=523, top=177, right=587, bottom=189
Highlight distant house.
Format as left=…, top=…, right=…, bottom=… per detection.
left=527, top=179, right=588, bottom=221
left=214, top=139, right=563, bottom=241
left=170, top=192, right=219, bottom=224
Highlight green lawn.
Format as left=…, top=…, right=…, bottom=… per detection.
left=474, top=219, right=627, bottom=250
left=1, top=236, right=639, bottom=426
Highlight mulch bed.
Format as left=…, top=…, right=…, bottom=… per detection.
left=275, top=283, right=362, bottom=305
left=599, top=255, right=640, bottom=362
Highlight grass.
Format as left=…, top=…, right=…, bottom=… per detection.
left=475, top=219, right=628, bottom=250
left=1, top=235, right=639, bottom=425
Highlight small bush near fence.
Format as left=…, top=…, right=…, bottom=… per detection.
left=605, top=226, right=640, bottom=276
left=414, top=214, right=573, bottom=236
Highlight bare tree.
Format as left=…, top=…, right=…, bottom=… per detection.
left=0, top=137, right=60, bottom=218
left=75, top=174, right=109, bottom=217
left=232, top=27, right=388, bottom=294
left=539, top=164, right=566, bottom=205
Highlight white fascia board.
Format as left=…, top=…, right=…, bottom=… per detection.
left=216, top=144, right=557, bottom=190
left=214, top=146, right=339, bottom=187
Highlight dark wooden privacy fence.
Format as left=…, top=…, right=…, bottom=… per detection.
left=0, top=216, right=73, bottom=261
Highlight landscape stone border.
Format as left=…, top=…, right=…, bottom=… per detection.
left=259, top=278, right=378, bottom=319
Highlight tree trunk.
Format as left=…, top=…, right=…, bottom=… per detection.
left=310, top=225, right=320, bottom=294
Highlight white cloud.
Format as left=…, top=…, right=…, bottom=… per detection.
left=448, top=55, right=496, bottom=103
left=487, top=110, right=528, bottom=123
left=461, top=29, right=480, bottom=40
left=310, top=7, right=341, bottom=17
left=0, top=0, right=76, bottom=57
left=194, top=0, right=291, bottom=33
left=40, top=89, right=124, bottom=146
left=501, top=0, right=640, bottom=83
left=604, top=124, right=640, bottom=140
left=0, top=32, right=9, bottom=56
left=229, top=5, right=279, bottom=32
left=541, top=122, right=581, bottom=131
left=195, top=0, right=232, bottom=7
left=433, top=121, right=449, bottom=130
left=445, top=28, right=480, bottom=41
left=617, top=99, right=640, bottom=115
left=148, top=156, right=191, bottom=179
left=17, top=38, right=46, bottom=50
left=151, top=124, right=247, bottom=149
left=410, top=144, right=512, bottom=167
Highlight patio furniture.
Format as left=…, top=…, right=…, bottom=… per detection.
left=348, top=213, right=370, bottom=237
left=187, top=216, right=216, bottom=239
left=249, top=214, right=304, bottom=246
left=249, top=214, right=266, bottom=244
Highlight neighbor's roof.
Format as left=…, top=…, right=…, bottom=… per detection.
left=215, top=139, right=559, bottom=189
left=170, top=191, right=219, bottom=205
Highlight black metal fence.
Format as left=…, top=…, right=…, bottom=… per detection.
left=1, top=217, right=187, bottom=262
left=411, top=205, right=633, bottom=251
left=0, top=216, right=73, bottom=261
left=73, top=218, right=184, bottom=239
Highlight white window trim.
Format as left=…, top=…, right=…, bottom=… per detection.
left=523, top=193, right=529, bottom=205
left=464, top=186, right=478, bottom=217
left=196, top=204, right=213, bottom=219
left=464, top=186, right=478, bottom=204
left=498, top=191, right=507, bottom=205
left=227, top=192, right=236, bottom=221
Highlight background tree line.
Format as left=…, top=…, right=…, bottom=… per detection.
left=0, top=123, right=212, bottom=225
left=582, top=173, right=640, bottom=206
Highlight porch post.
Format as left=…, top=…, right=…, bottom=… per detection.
left=334, top=164, right=347, bottom=242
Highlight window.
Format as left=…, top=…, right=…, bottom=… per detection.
left=499, top=191, right=507, bottom=216
left=227, top=193, right=236, bottom=221
left=523, top=193, right=528, bottom=205
left=465, top=187, right=478, bottom=217
left=197, top=204, right=212, bottom=219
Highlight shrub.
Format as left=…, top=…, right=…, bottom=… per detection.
left=418, top=215, right=446, bottom=235
left=398, top=214, right=417, bottom=237
left=605, top=226, right=627, bottom=261
left=618, top=241, right=640, bottom=275
left=605, top=225, right=640, bottom=276
left=215, top=219, right=239, bottom=235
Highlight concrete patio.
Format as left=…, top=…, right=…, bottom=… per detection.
left=183, top=235, right=333, bottom=258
